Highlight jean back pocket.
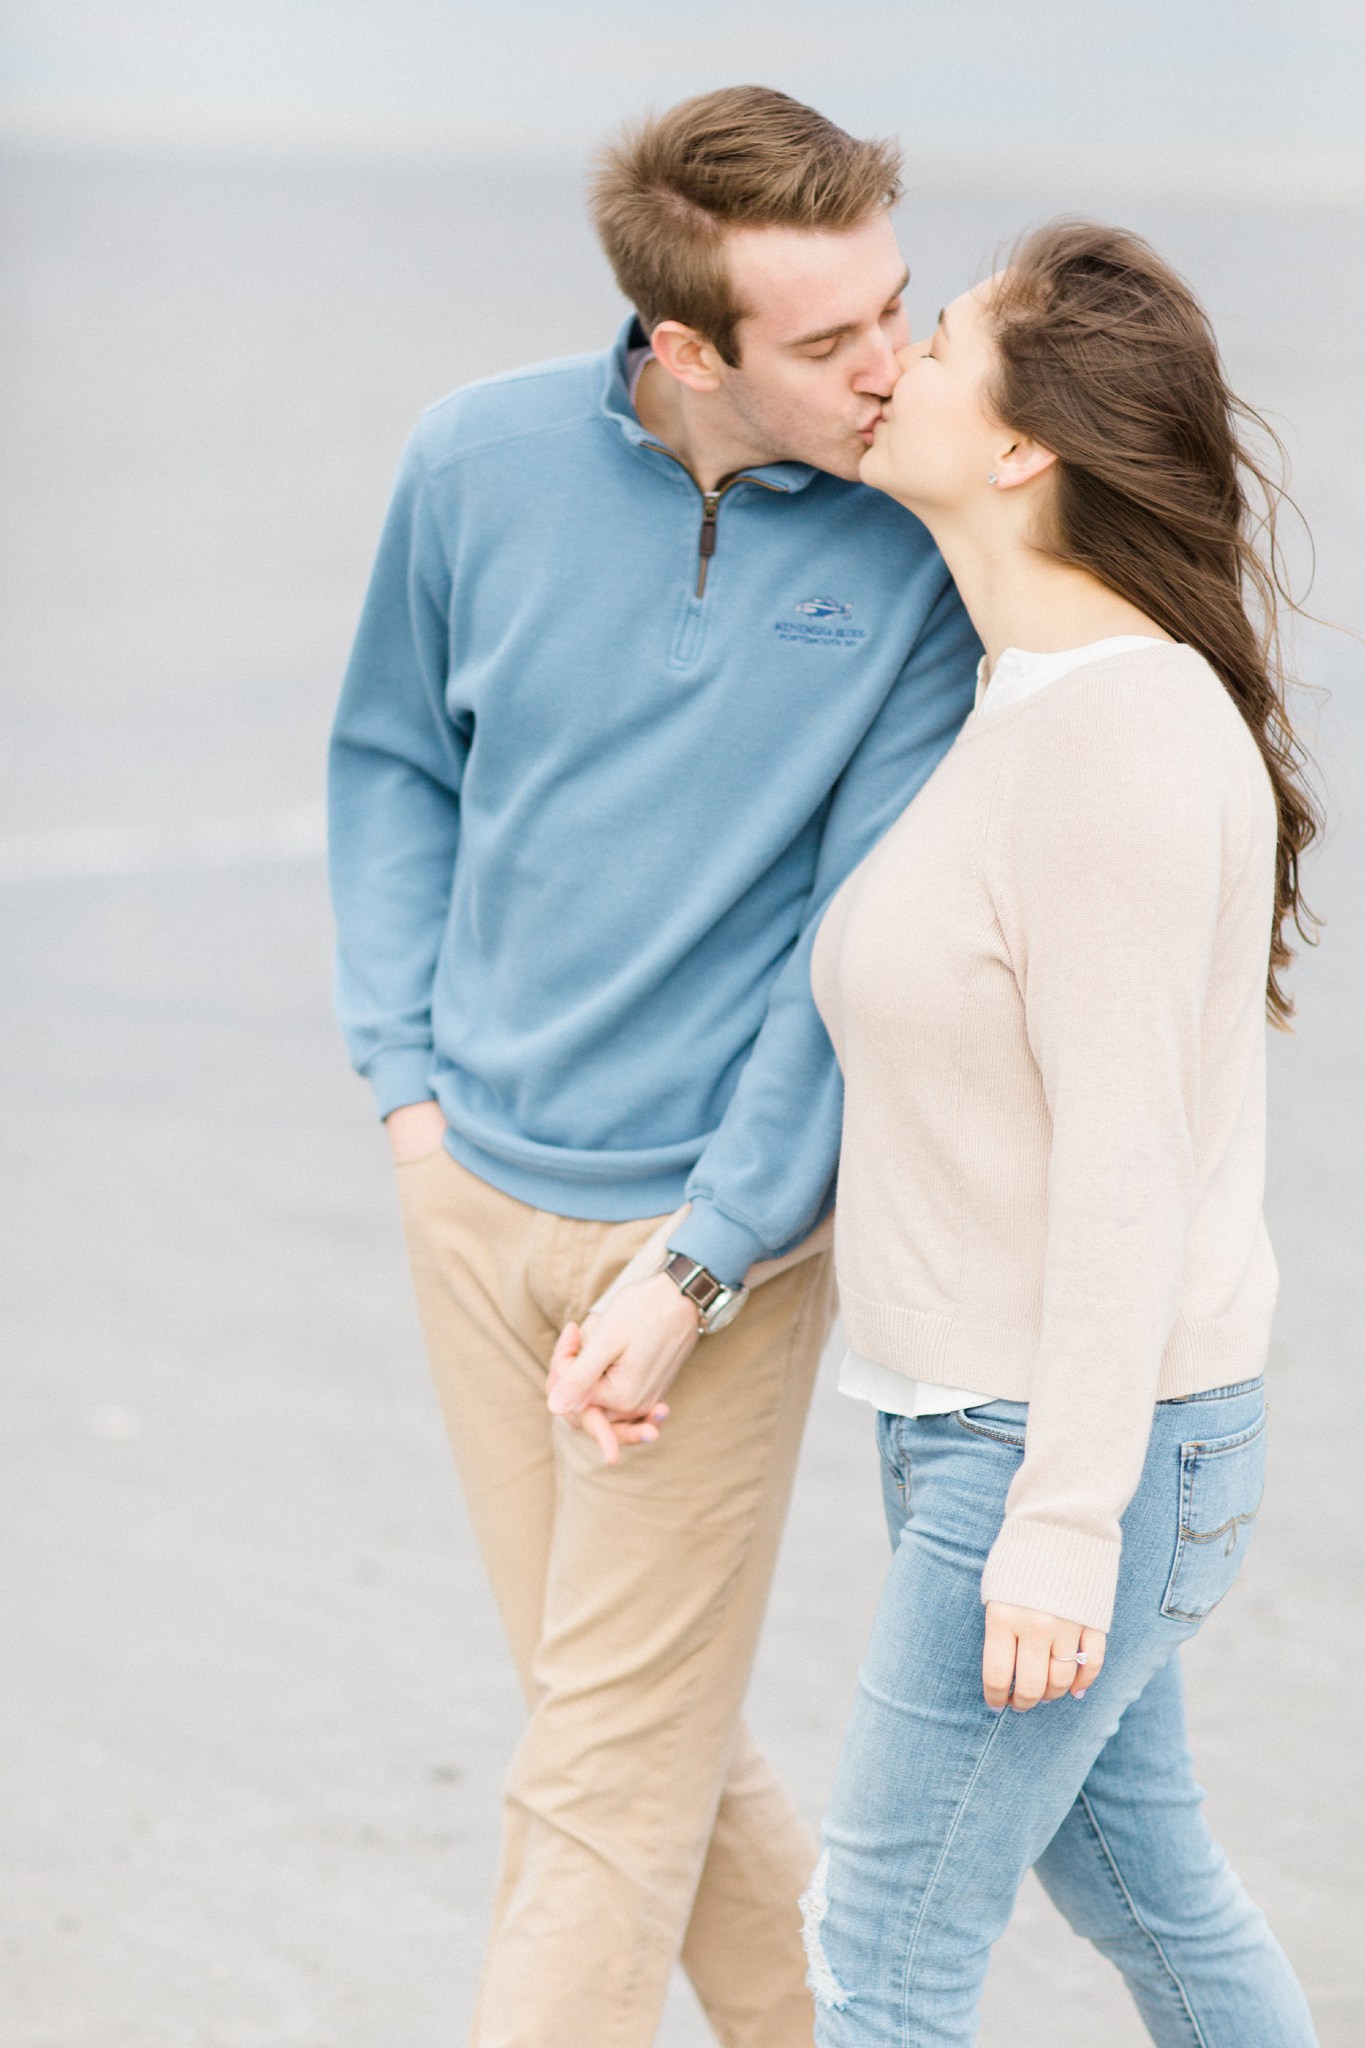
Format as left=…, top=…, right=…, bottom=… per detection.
left=1160, top=1412, right=1267, bottom=1623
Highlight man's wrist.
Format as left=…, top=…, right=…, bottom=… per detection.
left=368, top=1046, right=439, bottom=1122
left=667, top=1201, right=767, bottom=1291
left=659, top=1251, right=750, bottom=1335
left=652, top=1267, right=703, bottom=1332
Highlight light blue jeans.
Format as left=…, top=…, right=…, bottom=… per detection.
left=804, top=1380, right=1318, bottom=2047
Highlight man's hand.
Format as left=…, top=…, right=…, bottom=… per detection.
left=982, top=1600, right=1107, bottom=1712
left=386, top=1099, right=448, bottom=1163
left=546, top=1273, right=703, bottom=1455
left=548, top=1321, right=672, bottom=1466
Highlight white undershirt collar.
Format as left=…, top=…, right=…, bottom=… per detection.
left=975, top=636, right=1167, bottom=718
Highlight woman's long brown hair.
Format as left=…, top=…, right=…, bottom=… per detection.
left=989, top=219, right=1320, bottom=1025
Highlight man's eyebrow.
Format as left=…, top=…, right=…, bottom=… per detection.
left=785, top=267, right=911, bottom=350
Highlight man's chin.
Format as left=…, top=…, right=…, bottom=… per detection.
left=806, top=439, right=870, bottom=484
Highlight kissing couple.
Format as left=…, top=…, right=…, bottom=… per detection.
left=329, top=85, right=1321, bottom=2048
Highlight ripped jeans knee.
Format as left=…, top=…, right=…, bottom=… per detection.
left=800, top=1847, right=851, bottom=2013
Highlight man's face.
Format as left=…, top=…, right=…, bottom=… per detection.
left=713, top=211, right=911, bottom=480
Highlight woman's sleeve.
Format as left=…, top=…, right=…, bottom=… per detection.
left=979, top=673, right=1234, bottom=1632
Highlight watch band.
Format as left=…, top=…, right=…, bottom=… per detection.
left=660, top=1250, right=749, bottom=1333
left=662, top=1251, right=726, bottom=1316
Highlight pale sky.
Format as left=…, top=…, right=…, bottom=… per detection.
left=2, top=0, right=1364, bottom=191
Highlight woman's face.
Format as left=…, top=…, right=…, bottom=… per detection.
left=859, top=275, right=1006, bottom=513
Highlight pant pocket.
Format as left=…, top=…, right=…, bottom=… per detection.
left=1160, top=1411, right=1267, bottom=1622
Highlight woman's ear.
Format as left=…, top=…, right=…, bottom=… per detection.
left=992, top=437, right=1058, bottom=490
left=650, top=321, right=726, bottom=393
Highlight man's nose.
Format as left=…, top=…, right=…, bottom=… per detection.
left=854, top=329, right=906, bottom=397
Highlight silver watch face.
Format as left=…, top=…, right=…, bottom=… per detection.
left=701, top=1287, right=748, bottom=1335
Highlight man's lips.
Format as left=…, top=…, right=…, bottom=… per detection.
left=857, top=412, right=886, bottom=445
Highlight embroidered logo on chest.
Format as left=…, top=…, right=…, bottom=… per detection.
left=776, top=598, right=867, bottom=646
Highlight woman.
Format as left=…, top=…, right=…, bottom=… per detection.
left=804, top=221, right=1320, bottom=2046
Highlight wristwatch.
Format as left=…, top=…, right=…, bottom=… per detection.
left=660, top=1250, right=750, bottom=1335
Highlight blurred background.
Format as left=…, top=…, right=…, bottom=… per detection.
left=2, top=5, right=1362, bottom=2043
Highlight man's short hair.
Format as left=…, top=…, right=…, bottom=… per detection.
left=590, top=87, right=904, bottom=367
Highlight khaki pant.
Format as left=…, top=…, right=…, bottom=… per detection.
left=396, top=1146, right=835, bottom=2048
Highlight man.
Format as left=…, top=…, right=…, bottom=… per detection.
left=329, top=86, right=978, bottom=2048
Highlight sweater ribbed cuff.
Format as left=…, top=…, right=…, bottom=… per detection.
left=980, top=1517, right=1121, bottom=1635
left=668, top=1201, right=771, bottom=1291
left=365, top=1045, right=437, bottom=1121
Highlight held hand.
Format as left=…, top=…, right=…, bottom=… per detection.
left=546, top=1275, right=702, bottom=1438
left=385, top=1099, right=448, bottom=1163
left=982, top=1600, right=1107, bottom=1712
left=547, top=1322, right=671, bottom=1466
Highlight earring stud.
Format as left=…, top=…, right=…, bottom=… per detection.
left=987, top=471, right=998, bottom=484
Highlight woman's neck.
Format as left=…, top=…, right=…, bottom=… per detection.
left=925, top=522, right=1171, bottom=676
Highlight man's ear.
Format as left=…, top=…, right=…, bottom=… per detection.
left=992, top=436, right=1057, bottom=490
left=649, top=321, right=727, bottom=394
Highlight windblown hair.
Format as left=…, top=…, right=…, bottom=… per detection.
left=989, top=220, right=1320, bottom=1025
left=590, top=87, right=902, bottom=365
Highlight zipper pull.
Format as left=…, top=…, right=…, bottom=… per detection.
left=696, top=492, right=720, bottom=597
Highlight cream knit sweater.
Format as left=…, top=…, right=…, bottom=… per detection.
left=811, top=644, right=1280, bottom=1630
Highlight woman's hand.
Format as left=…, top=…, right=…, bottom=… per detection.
left=982, top=1600, right=1106, bottom=1711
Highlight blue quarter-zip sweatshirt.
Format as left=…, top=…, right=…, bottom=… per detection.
left=329, top=318, right=980, bottom=1284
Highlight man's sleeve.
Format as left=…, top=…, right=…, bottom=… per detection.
left=670, top=567, right=981, bottom=1283
left=327, top=430, right=471, bottom=1118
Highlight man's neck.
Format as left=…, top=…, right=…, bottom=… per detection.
left=632, top=358, right=772, bottom=493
